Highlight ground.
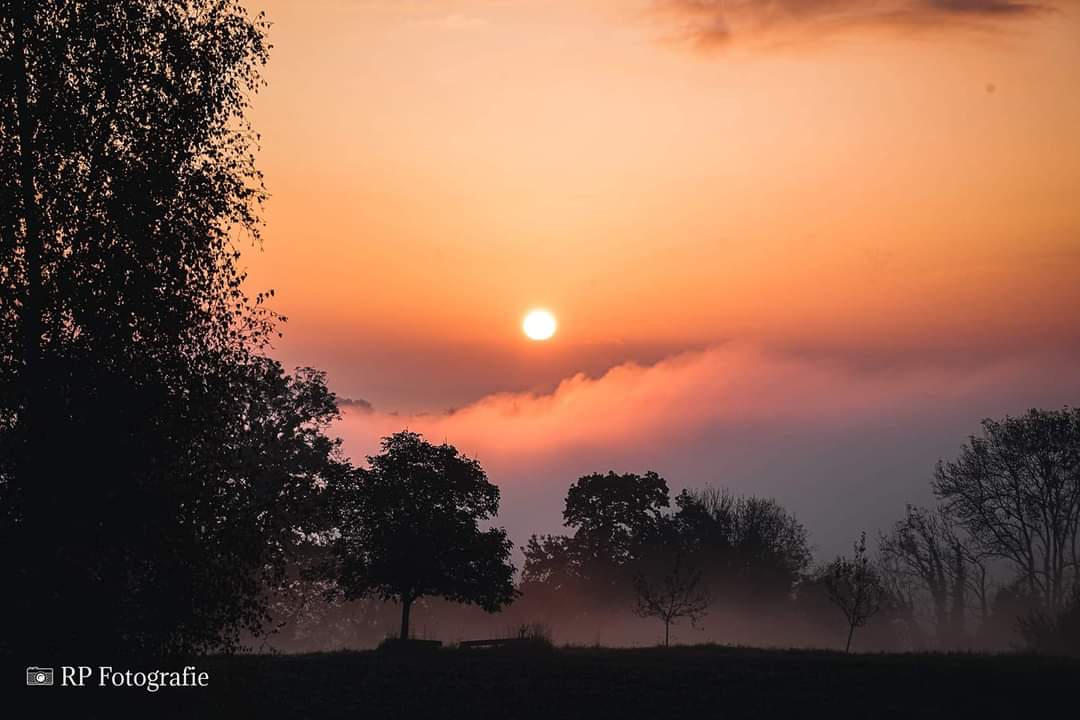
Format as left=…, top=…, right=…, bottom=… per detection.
left=31, top=645, right=1079, bottom=718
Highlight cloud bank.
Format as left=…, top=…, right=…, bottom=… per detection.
left=338, top=344, right=1014, bottom=456
left=333, top=344, right=1079, bottom=557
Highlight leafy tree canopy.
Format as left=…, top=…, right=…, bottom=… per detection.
left=0, top=0, right=348, bottom=656
left=564, top=470, right=670, bottom=564
left=331, top=431, right=517, bottom=640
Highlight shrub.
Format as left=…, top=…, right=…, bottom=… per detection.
left=1019, top=596, right=1080, bottom=657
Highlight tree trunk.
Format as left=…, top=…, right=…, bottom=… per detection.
left=845, top=623, right=856, bottom=653
left=13, top=2, right=42, bottom=393
left=399, top=595, right=413, bottom=640
left=664, top=619, right=670, bottom=648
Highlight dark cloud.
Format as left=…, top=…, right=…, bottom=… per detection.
left=655, top=0, right=1058, bottom=47
left=336, top=396, right=374, bottom=413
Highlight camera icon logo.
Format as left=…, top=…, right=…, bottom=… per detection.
left=27, top=667, right=55, bottom=686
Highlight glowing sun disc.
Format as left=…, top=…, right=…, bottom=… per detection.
left=523, top=309, right=557, bottom=341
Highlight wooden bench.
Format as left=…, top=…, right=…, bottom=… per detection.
left=377, top=638, right=443, bottom=651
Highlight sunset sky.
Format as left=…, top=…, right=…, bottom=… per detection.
left=242, top=0, right=1080, bottom=556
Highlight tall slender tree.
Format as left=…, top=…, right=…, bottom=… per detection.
left=0, top=1, right=347, bottom=656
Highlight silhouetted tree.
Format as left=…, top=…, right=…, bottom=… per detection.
left=521, top=534, right=582, bottom=588
left=521, top=470, right=671, bottom=620
left=632, top=521, right=710, bottom=646
left=825, top=533, right=885, bottom=652
left=564, top=470, right=670, bottom=565
left=331, top=431, right=517, bottom=640
left=879, top=505, right=990, bottom=647
left=673, top=488, right=811, bottom=605
left=0, top=1, right=349, bottom=656
left=934, top=408, right=1080, bottom=614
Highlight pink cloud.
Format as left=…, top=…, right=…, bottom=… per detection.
left=334, top=342, right=1069, bottom=469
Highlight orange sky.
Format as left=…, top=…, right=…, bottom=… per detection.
left=243, top=1, right=1079, bottom=407
left=237, top=0, right=1080, bottom=554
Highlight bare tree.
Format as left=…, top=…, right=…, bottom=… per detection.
left=825, top=533, right=885, bottom=652
left=633, top=549, right=710, bottom=647
left=934, top=409, right=1080, bottom=614
left=879, top=505, right=991, bottom=647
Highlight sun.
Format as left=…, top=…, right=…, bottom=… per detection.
left=522, top=309, right=557, bottom=341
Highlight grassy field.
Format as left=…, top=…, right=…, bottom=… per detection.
left=93, top=644, right=1074, bottom=719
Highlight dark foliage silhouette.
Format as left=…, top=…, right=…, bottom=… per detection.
left=673, top=487, right=811, bottom=607
left=520, top=471, right=671, bottom=629
left=330, top=431, right=517, bottom=640
left=564, top=470, right=670, bottom=565
left=0, top=0, right=349, bottom=656
left=520, top=533, right=582, bottom=589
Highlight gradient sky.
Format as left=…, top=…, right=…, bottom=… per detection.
left=241, top=0, right=1080, bottom=557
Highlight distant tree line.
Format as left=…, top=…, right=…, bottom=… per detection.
left=515, top=473, right=814, bottom=647
left=267, top=410, right=1079, bottom=656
